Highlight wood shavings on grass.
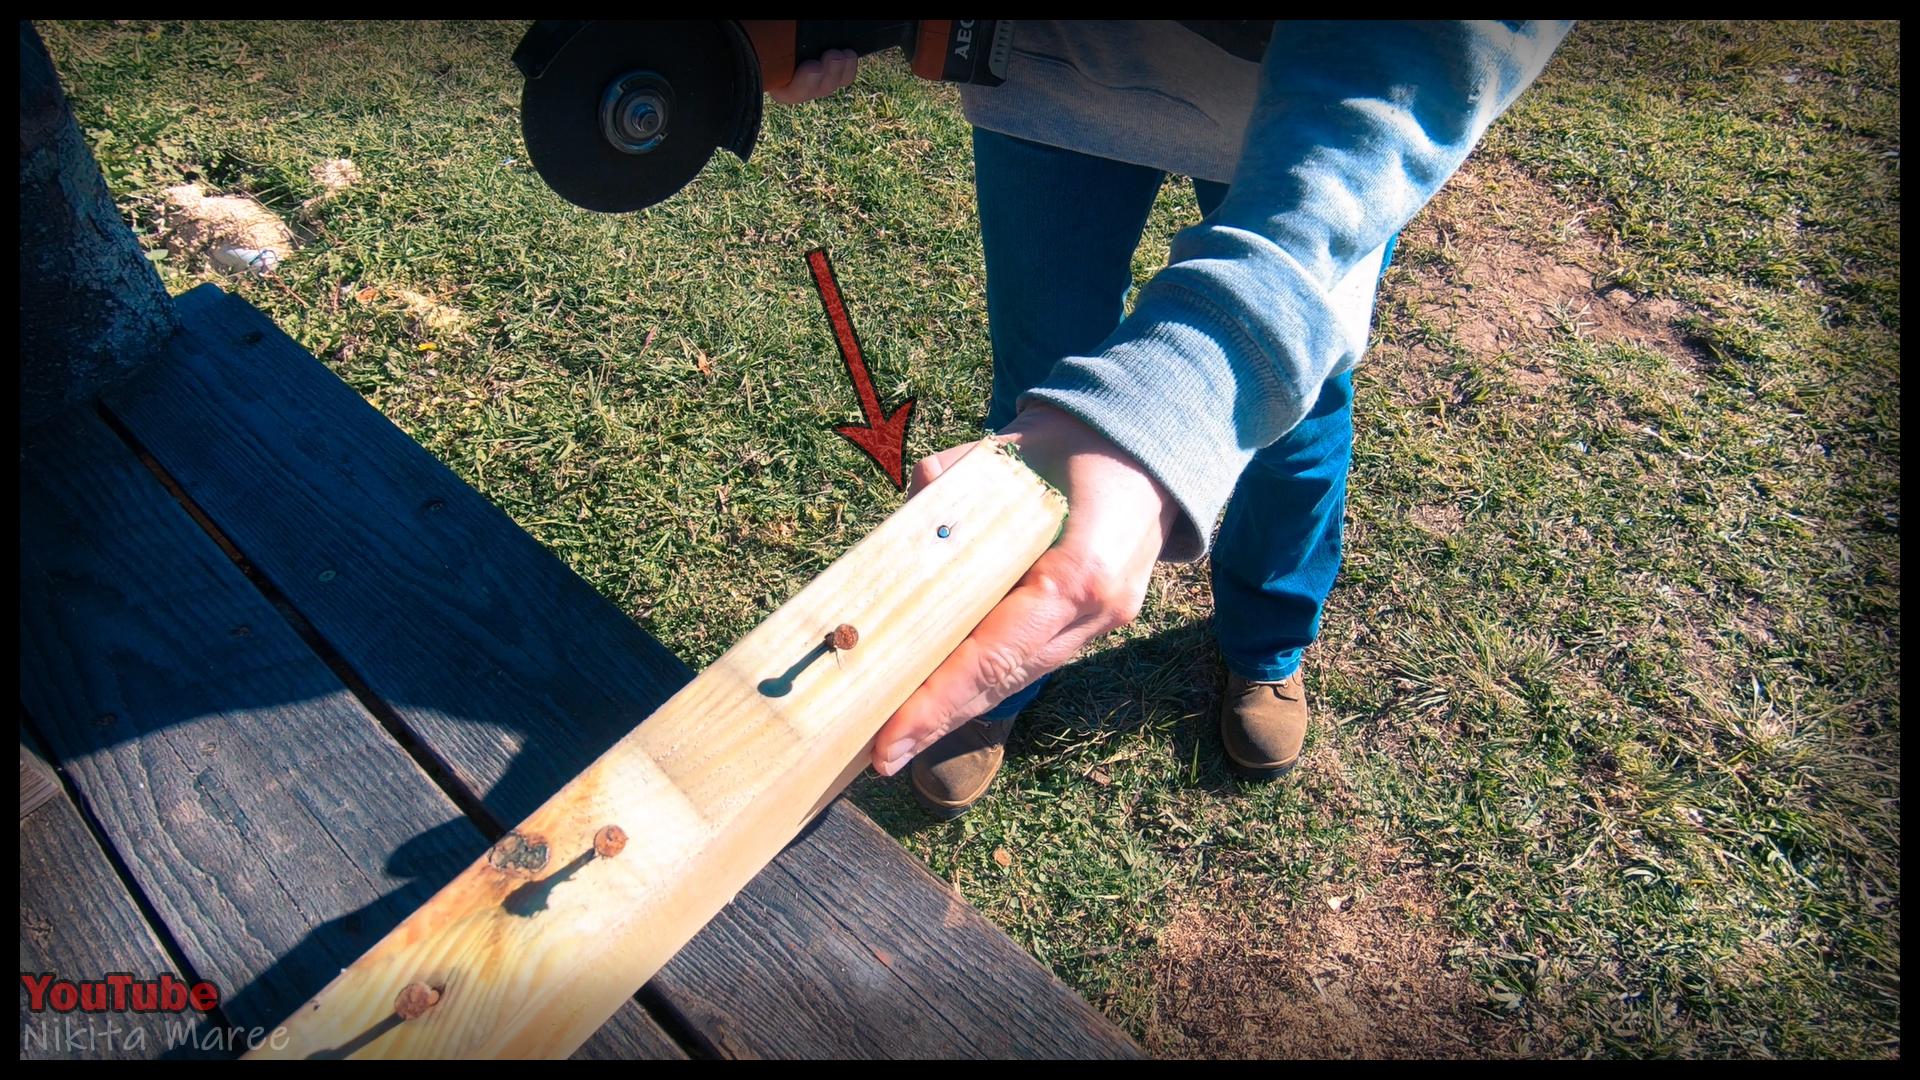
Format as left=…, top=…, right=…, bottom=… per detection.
left=301, top=157, right=362, bottom=214
left=309, top=157, right=361, bottom=192
left=352, top=283, right=472, bottom=338
left=161, top=183, right=293, bottom=275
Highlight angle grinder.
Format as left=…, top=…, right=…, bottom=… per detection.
left=514, top=20, right=1013, bottom=213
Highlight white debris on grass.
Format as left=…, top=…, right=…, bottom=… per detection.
left=210, top=246, right=282, bottom=274
left=391, top=288, right=471, bottom=336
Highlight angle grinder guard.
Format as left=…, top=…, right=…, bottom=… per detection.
left=516, top=20, right=762, bottom=213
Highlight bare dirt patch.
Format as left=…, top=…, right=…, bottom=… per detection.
left=1146, top=836, right=1516, bottom=1059
left=1409, top=504, right=1467, bottom=538
left=1378, top=159, right=1704, bottom=391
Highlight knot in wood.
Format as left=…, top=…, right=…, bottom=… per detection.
left=488, top=831, right=549, bottom=877
left=394, top=982, right=440, bottom=1021
left=594, top=825, right=628, bottom=859
left=827, top=623, right=860, bottom=652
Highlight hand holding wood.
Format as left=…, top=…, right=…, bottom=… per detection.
left=873, top=405, right=1179, bottom=775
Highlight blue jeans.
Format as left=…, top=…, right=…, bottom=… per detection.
left=970, top=128, right=1389, bottom=719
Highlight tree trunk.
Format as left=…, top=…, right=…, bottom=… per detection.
left=19, top=21, right=178, bottom=433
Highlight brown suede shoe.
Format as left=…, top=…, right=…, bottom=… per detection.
left=909, top=718, right=1015, bottom=820
left=1220, top=670, right=1309, bottom=780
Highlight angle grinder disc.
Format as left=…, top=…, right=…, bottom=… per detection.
left=519, top=20, right=761, bottom=213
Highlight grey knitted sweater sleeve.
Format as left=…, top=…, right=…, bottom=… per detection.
left=1011, top=21, right=1572, bottom=561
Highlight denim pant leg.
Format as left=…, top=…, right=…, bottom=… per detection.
left=974, top=127, right=1169, bottom=429
left=1210, top=370, right=1356, bottom=681
left=1190, top=177, right=1370, bottom=683
left=972, top=127, right=1168, bottom=718
left=1209, top=233, right=1394, bottom=681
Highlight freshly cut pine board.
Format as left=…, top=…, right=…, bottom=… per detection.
left=250, top=439, right=1065, bottom=1059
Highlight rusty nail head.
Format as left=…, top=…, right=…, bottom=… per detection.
left=395, top=982, right=440, bottom=1020
left=488, top=831, right=550, bottom=876
left=594, top=825, right=628, bottom=858
left=827, top=624, right=859, bottom=651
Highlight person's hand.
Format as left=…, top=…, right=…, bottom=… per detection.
left=766, top=49, right=860, bottom=105
left=871, top=404, right=1179, bottom=776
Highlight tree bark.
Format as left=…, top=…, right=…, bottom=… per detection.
left=19, top=21, right=178, bottom=433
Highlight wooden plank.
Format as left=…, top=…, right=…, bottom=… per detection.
left=107, top=285, right=1140, bottom=1058
left=103, top=284, right=693, bottom=819
left=569, top=1010, right=692, bottom=1061
left=21, top=736, right=59, bottom=821
left=17, top=407, right=684, bottom=1060
left=251, top=433, right=1065, bottom=1058
left=637, top=819, right=983, bottom=1059
left=785, top=803, right=1139, bottom=1059
left=18, top=727, right=216, bottom=1060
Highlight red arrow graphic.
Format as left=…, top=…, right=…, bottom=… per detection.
left=806, top=248, right=915, bottom=490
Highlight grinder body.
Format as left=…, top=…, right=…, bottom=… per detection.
left=516, top=19, right=1013, bottom=213
left=742, top=20, right=1010, bottom=91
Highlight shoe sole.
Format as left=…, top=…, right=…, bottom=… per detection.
left=910, top=784, right=979, bottom=821
left=1224, top=752, right=1300, bottom=782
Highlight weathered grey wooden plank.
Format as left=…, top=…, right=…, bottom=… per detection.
left=645, top=809, right=981, bottom=1059
left=104, top=285, right=692, bottom=818
left=18, top=407, right=684, bottom=1059
left=18, top=727, right=215, bottom=1060
left=103, top=284, right=1139, bottom=1058
left=779, top=803, right=1140, bottom=1059
left=21, top=736, right=59, bottom=821
left=645, top=802, right=1139, bottom=1059
left=571, top=1006, right=688, bottom=1060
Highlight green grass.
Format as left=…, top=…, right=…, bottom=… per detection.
left=42, top=20, right=1899, bottom=1058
